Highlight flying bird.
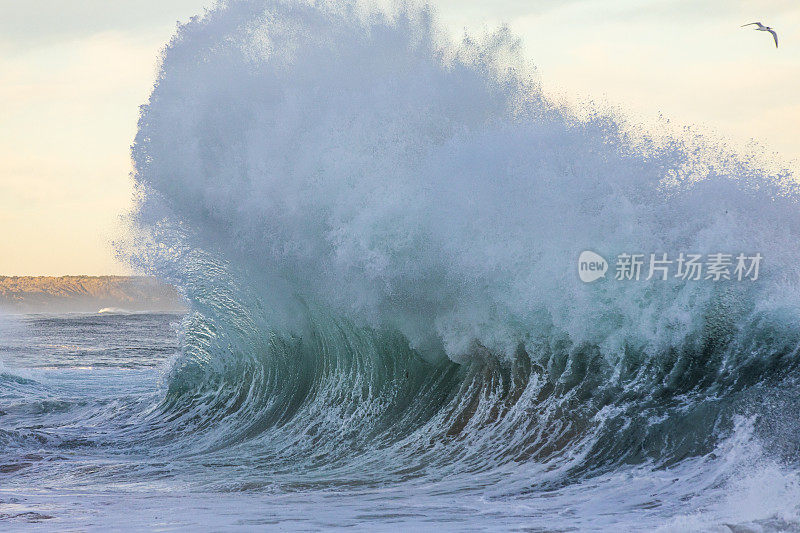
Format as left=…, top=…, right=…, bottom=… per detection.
left=741, top=22, right=779, bottom=48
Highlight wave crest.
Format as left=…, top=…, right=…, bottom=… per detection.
left=128, top=0, right=800, bottom=474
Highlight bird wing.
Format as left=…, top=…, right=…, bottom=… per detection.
left=768, top=29, right=778, bottom=47
left=741, top=22, right=762, bottom=27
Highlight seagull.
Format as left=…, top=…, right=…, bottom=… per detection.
left=741, top=22, right=779, bottom=48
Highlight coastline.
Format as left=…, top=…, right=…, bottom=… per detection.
left=0, top=275, right=186, bottom=314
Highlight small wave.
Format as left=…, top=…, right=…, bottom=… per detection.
left=97, top=307, right=133, bottom=315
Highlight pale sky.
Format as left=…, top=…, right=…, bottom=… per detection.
left=1, top=0, right=798, bottom=275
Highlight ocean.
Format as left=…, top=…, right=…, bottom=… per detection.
left=4, top=0, right=800, bottom=530
left=0, top=309, right=798, bottom=531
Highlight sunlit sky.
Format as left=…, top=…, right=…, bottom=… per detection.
left=1, top=0, right=798, bottom=275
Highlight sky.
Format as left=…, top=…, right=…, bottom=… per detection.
left=1, top=0, right=798, bottom=276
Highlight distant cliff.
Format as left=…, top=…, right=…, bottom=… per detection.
left=0, top=276, right=186, bottom=314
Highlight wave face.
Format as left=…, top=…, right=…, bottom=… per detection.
left=127, top=0, right=800, bottom=528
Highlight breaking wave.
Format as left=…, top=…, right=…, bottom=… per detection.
left=123, top=0, right=800, bottom=527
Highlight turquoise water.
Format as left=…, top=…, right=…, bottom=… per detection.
left=1, top=312, right=799, bottom=531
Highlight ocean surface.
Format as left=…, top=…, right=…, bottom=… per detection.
left=5, top=0, right=800, bottom=530
left=0, top=308, right=799, bottom=532
left=0, top=311, right=797, bottom=532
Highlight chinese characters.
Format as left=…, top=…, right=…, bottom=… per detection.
left=613, top=253, right=762, bottom=281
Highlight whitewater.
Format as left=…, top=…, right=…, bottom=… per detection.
left=3, top=0, right=800, bottom=530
